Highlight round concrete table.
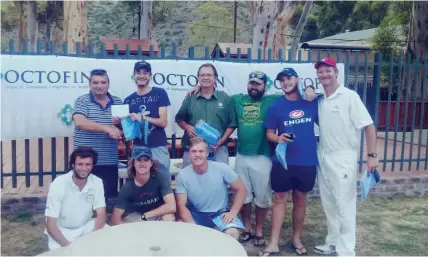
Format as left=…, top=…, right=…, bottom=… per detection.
left=58, top=221, right=247, bottom=256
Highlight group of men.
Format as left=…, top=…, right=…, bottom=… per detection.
left=45, top=58, right=379, bottom=257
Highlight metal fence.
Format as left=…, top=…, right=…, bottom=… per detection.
left=1, top=40, right=427, bottom=190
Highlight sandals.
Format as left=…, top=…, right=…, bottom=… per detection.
left=292, top=244, right=308, bottom=255
left=238, top=232, right=253, bottom=243
left=252, top=235, right=266, bottom=247
left=259, top=250, right=280, bottom=256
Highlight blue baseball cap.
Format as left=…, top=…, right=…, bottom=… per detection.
left=249, top=71, right=267, bottom=84
left=134, top=60, right=152, bottom=72
left=131, top=146, right=153, bottom=159
left=276, top=68, right=298, bottom=80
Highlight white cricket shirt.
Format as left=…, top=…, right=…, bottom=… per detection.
left=45, top=171, right=105, bottom=229
left=318, top=85, right=373, bottom=153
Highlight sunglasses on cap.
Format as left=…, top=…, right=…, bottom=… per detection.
left=250, top=73, right=265, bottom=79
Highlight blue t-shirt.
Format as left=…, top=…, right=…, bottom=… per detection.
left=124, top=87, right=171, bottom=147
left=175, top=161, right=238, bottom=213
left=264, top=97, right=318, bottom=166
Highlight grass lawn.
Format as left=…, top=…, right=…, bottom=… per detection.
left=1, top=196, right=427, bottom=256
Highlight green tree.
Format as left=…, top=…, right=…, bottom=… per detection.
left=371, top=1, right=411, bottom=55
left=345, top=1, right=389, bottom=32
left=290, top=3, right=317, bottom=42
left=185, top=2, right=240, bottom=56
left=314, top=1, right=356, bottom=38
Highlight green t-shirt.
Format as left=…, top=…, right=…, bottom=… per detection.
left=231, top=93, right=282, bottom=156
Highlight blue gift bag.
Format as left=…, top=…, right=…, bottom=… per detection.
left=121, top=117, right=142, bottom=141
left=194, top=120, right=221, bottom=152
left=276, top=143, right=288, bottom=170
left=360, top=169, right=381, bottom=200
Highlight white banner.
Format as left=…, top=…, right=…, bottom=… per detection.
left=1, top=55, right=344, bottom=140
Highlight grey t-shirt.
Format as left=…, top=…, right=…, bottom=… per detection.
left=175, top=161, right=238, bottom=213
left=115, top=172, right=172, bottom=215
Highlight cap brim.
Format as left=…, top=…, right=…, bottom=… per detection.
left=135, top=153, right=152, bottom=159
left=314, top=61, right=335, bottom=69
left=276, top=73, right=295, bottom=80
left=249, top=78, right=263, bottom=84
left=134, top=65, right=151, bottom=71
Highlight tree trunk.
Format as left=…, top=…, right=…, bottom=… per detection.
left=14, top=1, right=26, bottom=51
left=26, top=1, right=38, bottom=52
left=249, top=1, right=297, bottom=60
left=289, top=1, right=313, bottom=61
left=140, top=0, right=153, bottom=40
left=64, top=1, right=88, bottom=53
left=407, top=2, right=428, bottom=55
left=45, top=1, right=55, bottom=52
left=407, top=1, right=428, bottom=100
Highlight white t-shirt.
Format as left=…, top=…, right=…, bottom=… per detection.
left=45, top=171, right=105, bottom=229
left=318, top=85, right=373, bottom=153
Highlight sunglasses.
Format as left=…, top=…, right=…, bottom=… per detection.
left=250, top=73, right=265, bottom=79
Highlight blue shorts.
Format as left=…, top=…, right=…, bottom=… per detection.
left=190, top=209, right=221, bottom=229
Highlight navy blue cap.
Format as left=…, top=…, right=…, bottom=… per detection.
left=131, top=146, right=153, bottom=159
left=134, top=60, right=152, bottom=72
left=276, top=68, right=298, bottom=80
left=249, top=71, right=267, bottom=84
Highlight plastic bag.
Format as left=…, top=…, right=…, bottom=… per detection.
left=139, top=119, right=149, bottom=144
left=210, top=211, right=245, bottom=231
left=121, top=117, right=142, bottom=141
left=276, top=143, right=288, bottom=170
left=360, top=169, right=381, bottom=200
left=194, top=120, right=221, bottom=152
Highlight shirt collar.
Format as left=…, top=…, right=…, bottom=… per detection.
left=89, top=91, right=113, bottom=109
left=323, top=84, right=344, bottom=100
left=196, top=89, right=219, bottom=99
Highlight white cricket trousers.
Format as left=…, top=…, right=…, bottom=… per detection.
left=317, top=149, right=358, bottom=257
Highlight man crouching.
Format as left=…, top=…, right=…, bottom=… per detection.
left=111, top=146, right=176, bottom=224
left=175, top=137, right=247, bottom=239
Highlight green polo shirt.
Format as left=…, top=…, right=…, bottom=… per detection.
left=175, top=90, right=237, bottom=150
left=231, top=93, right=281, bottom=156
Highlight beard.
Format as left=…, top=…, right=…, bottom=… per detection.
left=248, top=89, right=264, bottom=100
left=73, top=170, right=89, bottom=180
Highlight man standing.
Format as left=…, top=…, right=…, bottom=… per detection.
left=72, top=69, right=122, bottom=200
left=175, top=137, right=247, bottom=239
left=185, top=71, right=316, bottom=246
left=231, top=71, right=280, bottom=246
left=111, top=146, right=176, bottom=224
left=313, top=58, right=378, bottom=256
left=175, top=64, right=237, bottom=167
left=45, top=146, right=108, bottom=250
left=124, top=60, right=171, bottom=173
left=261, top=68, right=318, bottom=256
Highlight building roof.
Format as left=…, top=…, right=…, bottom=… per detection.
left=304, top=28, right=378, bottom=47
left=100, top=37, right=159, bottom=55
left=211, top=43, right=251, bottom=57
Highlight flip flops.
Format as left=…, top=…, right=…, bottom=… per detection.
left=238, top=232, right=253, bottom=243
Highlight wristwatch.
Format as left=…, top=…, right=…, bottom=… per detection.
left=367, top=153, right=377, bottom=158
left=141, top=214, right=147, bottom=221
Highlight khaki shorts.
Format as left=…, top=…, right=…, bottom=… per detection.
left=124, top=212, right=162, bottom=222
left=235, top=153, right=272, bottom=208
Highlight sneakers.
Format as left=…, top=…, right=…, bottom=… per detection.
left=314, top=244, right=336, bottom=255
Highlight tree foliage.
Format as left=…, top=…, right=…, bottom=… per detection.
left=371, top=1, right=411, bottom=55
left=186, top=2, right=240, bottom=55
